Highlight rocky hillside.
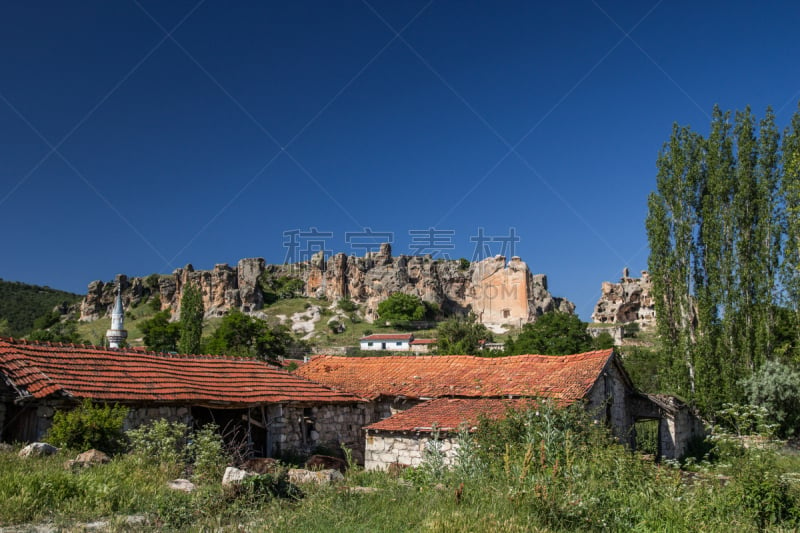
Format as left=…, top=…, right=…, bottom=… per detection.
left=80, top=244, right=574, bottom=327
left=591, top=268, right=655, bottom=327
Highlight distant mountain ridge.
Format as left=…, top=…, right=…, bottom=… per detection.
left=0, top=279, right=81, bottom=337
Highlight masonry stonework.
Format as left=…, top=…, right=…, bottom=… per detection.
left=365, top=433, right=460, bottom=470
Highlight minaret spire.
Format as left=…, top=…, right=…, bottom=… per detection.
left=106, top=282, right=128, bottom=349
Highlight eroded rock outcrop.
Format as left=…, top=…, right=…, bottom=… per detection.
left=80, top=244, right=574, bottom=327
left=591, top=269, right=655, bottom=326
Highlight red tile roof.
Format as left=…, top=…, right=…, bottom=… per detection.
left=365, top=398, right=536, bottom=433
left=360, top=334, right=414, bottom=342
left=297, top=349, right=614, bottom=401
left=0, top=338, right=360, bottom=407
left=410, top=338, right=437, bottom=345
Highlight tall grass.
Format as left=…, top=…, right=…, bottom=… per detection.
left=0, top=404, right=798, bottom=531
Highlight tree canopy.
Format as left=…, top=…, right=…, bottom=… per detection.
left=377, top=293, right=427, bottom=323
left=436, top=315, right=493, bottom=355
left=140, top=310, right=180, bottom=353
left=204, top=310, right=303, bottom=363
left=504, top=312, right=597, bottom=356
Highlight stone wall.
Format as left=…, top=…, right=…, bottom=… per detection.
left=586, top=325, right=624, bottom=345
left=124, top=405, right=192, bottom=431
left=585, top=359, right=635, bottom=446
left=271, top=404, right=369, bottom=463
left=658, top=402, right=706, bottom=459
left=364, top=432, right=460, bottom=470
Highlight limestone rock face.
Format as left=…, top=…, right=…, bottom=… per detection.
left=591, top=270, right=656, bottom=326
left=307, top=249, right=574, bottom=326
left=79, top=246, right=575, bottom=328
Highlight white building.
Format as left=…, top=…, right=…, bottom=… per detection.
left=359, top=333, right=414, bottom=351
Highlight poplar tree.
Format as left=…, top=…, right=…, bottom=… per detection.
left=646, top=103, right=799, bottom=412
left=178, top=282, right=204, bottom=355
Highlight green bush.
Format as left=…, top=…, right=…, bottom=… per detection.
left=239, top=468, right=302, bottom=501
left=46, top=399, right=128, bottom=454
left=337, top=298, right=358, bottom=313
left=742, top=360, right=800, bottom=437
left=127, top=420, right=229, bottom=483
left=127, top=419, right=190, bottom=466
left=188, top=424, right=229, bottom=483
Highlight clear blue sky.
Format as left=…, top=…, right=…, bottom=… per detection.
left=1, top=1, right=798, bottom=320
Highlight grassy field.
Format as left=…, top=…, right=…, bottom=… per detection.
left=1, top=406, right=798, bottom=532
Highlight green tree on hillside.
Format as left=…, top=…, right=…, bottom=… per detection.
left=204, top=310, right=303, bottom=363
left=436, top=315, right=492, bottom=355
left=140, top=310, right=180, bottom=352
left=504, top=313, right=594, bottom=356
left=178, top=283, right=204, bottom=355
left=377, top=293, right=426, bottom=324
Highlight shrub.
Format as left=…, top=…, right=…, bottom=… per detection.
left=128, top=420, right=230, bottom=483
left=337, top=298, right=358, bottom=313
left=188, top=423, right=229, bottom=483
left=46, top=399, right=128, bottom=454
left=742, top=360, right=800, bottom=438
left=127, top=419, right=190, bottom=465
left=239, top=468, right=302, bottom=500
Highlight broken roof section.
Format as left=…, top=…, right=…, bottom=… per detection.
left=364, top=397, right=537, bottom=433
left=296, top=349, right=615, bottom=401
left=0, top=337, right=361, bottom=407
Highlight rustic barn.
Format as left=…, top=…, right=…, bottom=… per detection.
left=0, top=337, right=367, bottom=460
left=297, top=349, right=704, bottom=469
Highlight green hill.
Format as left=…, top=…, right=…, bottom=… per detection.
left=0, top=279, right=82, bottom=337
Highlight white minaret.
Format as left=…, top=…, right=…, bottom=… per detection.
left=105, top=284, right=128, bottom=349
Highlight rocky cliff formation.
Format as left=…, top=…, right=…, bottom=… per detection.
left=591, top=268, right=655, bottom=326
left=80, top=244, right=574, bottom=326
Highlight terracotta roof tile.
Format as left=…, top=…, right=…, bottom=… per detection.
left=365, top=398, right=536, bottom=432
left=297, top=349, right=614, bottom=401
left=360, top=334, right=414, bottom=342
left=0, top=337, right=360, bottom=407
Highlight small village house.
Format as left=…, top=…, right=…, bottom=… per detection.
left=359, top=333, right=413, bottom=351
left=359, top=333, right=436, bottom=353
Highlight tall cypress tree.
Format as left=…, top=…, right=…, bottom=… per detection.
left=178, top=282, right=204, bottom=355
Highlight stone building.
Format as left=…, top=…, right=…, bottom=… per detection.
left=0, top=337, right=368, bottom=461
left=297, top=350, right=704, bottom=469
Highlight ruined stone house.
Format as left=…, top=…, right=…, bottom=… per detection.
left=0, top=337, right=371, bottom=461
left=296, top=350, right=705, bottom=469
